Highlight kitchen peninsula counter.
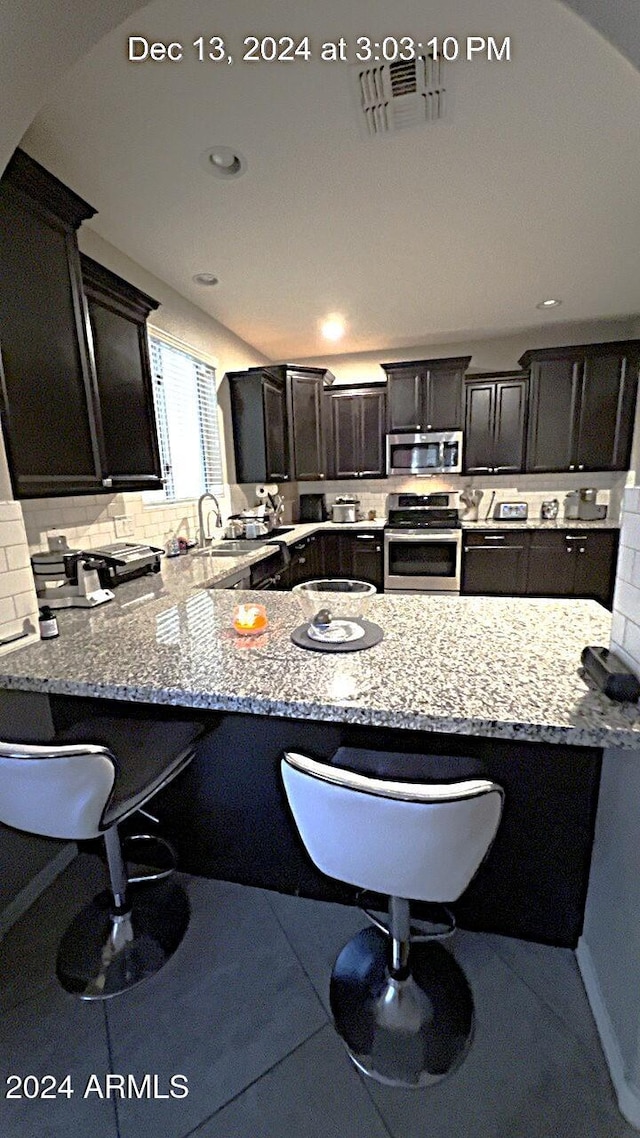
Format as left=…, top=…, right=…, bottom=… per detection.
left=1, top=555, right=637, bottom=947
left=0, top=554, right=637, bottom=751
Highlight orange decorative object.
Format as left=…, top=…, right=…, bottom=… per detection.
left=232, top=603, right=269, bottom=636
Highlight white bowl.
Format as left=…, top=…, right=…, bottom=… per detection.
left=292, top=579, right=376, bottom=624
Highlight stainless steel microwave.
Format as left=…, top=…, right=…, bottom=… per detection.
left=386, top=431, right=463, bottom=476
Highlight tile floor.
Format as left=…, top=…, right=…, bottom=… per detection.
left=0, top=855, right=636, bottom=1138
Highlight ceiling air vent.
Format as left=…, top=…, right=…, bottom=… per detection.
left=353, top=56, right=446, bottom=136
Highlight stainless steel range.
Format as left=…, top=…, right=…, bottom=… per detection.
left=384, top=492, right=461, bottom=594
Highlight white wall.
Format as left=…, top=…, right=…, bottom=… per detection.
left=294, top=317, right=640, bottom=383
left=578, top=740, right=640, bottom=1128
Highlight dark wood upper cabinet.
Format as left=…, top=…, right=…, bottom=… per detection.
left=0, top=149, right=102, bottom=497
left=381, top=356, right=470, bottom=432
left=464, top=372, right=527, bottom=474
left=521, top=341, right=639, bottom=474
left=0, top=150, right=164, bottom=497
left=80, top=255, right=163, bottom=490
left=229, top=369, right=289, bottom=483
left=229, top=364, right=332, bottom=483
left=326, top=385, right=386, bottom=479
left=283, top=366, right=332, bottom=481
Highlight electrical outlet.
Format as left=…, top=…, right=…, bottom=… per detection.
left=114, top=515, right=134, bottom=539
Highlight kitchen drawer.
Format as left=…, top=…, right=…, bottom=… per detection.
left=529, top=530, right=573, bottom=549
left=464, top=529, right=527, bottom=546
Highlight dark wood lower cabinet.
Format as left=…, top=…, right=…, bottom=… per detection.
left=317, top=531, right=383, bottom=590
left=462, top=532, right=528, bottom=595
left=526, top=530, right=618, bottom=608
left=462, top=527, right=619, bottom=608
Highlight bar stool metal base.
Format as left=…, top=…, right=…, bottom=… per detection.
left=56, top=879, right=190, bottom=1000
left=330, top=926, right=474, bottom=1087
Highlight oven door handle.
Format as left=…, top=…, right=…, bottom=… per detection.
left=384, top=530, right=461, bottom=541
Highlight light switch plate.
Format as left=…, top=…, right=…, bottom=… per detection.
left=114, top=515, right=134, bottom=538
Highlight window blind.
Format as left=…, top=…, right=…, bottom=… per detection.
left=149, top=335, right=224, bottom=501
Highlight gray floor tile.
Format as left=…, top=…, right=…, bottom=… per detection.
left=106, top=877, right=328, bottom=1138
left=0, top=852, right=107, bottom=1013
left=488, top=932, right=605, bottom=1056
left=193, top=1024, right=392, bottom=1138
left=265, top=890, right=366, bottom=1013
left=0, top=981, right=116, bottom=1138
left=366, top=930, right=635, bottom=1138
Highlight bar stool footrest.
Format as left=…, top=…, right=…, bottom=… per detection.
left=121, top=832, right=179, bottom=884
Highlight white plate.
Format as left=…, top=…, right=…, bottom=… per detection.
left=307, top=620, right=365, bottom=644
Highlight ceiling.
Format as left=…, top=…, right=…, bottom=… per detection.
left=20, top=0, right=640, bottom=361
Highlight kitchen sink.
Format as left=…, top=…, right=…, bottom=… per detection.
left=193, top=540, right=268, bottom=556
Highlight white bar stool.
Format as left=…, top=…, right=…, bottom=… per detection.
left=0, top=713, right=204, bottom=999
left=282, top=749, right=504, bottom=1087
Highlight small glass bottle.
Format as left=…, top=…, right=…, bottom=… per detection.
left=39, top=605, right=59, bottom=640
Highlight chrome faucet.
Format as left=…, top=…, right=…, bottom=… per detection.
left=197, top=493, right=223, bottom=547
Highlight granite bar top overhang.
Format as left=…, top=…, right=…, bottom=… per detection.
left=0, top=556, right=638, bottom=751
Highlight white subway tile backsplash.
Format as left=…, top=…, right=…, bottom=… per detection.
left=0, top=568, right=35, bottom=600
left=0, top=503, right=22, bottom=523
left=610, top=611, right=626, bottom=648
left=13, top=591, right=38, bottom=620
left=623, top=486, right=640, bottom=514
left=620, top=511, right=640, bottom=552
left=5, top=544, right=30, bottom=571
left=0, top=597, right=15, bottom=624
left=612, top=579, right=640, bottom=625
left=616, top=544, right=636, bottom=586
left=622, top=617, right=640, bottom=662
left=0, top=520, right=29, bottom=548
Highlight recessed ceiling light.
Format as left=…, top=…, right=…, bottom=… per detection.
left=200, top=146, right=247, bottom=179
left=321, top=315, right=346, bottom=341
left=192, top=273, right=219, bottom=286
left=536, top=298, right=562, bottom=309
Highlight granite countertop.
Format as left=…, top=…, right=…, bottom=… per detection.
left=190, top=517, right=619, bottom=589
left=460, top=518, right=619, bottom=531
left=0, top=554, right=638, bottom=750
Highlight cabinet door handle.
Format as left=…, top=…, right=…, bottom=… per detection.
left=102, top=477, right=113, bottom=488
left=319, top=473, right=325, bottom=479
left=483, top=535, right=505, bottom=541
left=356, top=534, right=376, bottom=540
left=569, top=464, right=574, bottom=471
left=578, top=465, right=584, bottom=471
left=579, top=547, right=585, bottom=554
left=565, top=535, right=588, bottom=541
left=270, top=473, right=286, bottom=479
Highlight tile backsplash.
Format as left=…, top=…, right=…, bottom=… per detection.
left=296, top=471, right=627, bottom=523
left=0, top=501, right=39, bottom=653
left=610, top=486, right=640, bottom=677
left=21, top=481, right=299, bottom=556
